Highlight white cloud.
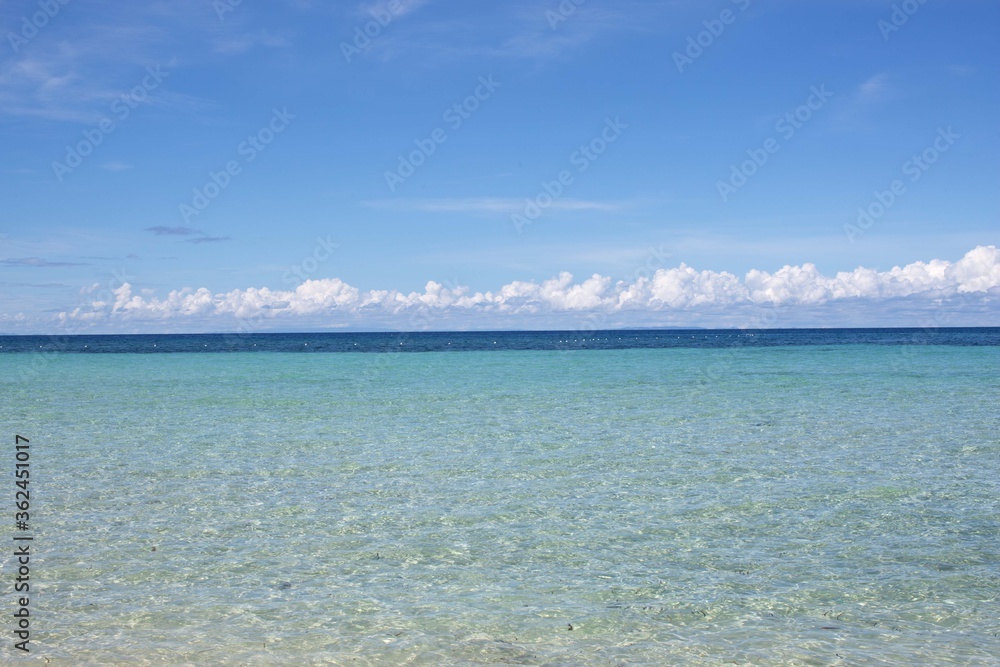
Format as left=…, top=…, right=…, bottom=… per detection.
left=952, top=245, right=1000, bottom=292
left=642, top=265, right=747, bottom=309
left=51, top=246, right=1000, bottom=329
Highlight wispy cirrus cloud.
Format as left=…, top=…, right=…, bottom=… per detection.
left=829, top=72, right=898, bottom=128
left=146, top=226, right=203, bottom=236
left=184, top=236, right=232, bottom=244
left=0, top=2, right=261, bottom=123
left=214, top=29, right=293, bottom=54
left=1, top=257, right=86, bottom=267
left=365, top=197, right=623, bottom=214
left=497, top=4, right=650, bottom=59
left=348, top=1, right=665, bottom=63
left=856, top=72, right=892, bottom=105
left=144, top=227, right=230, bottom=244
left=0, top=281, right=68, bottom=288
left=356, top=0, right=432, bottom=19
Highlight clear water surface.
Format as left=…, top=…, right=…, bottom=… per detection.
left=0, top=330, right=997, bottom=665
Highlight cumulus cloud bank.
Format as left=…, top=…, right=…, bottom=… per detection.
left=58, top=246, right=1000, bottom=328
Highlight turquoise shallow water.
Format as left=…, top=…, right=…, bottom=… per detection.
left=1, top=344, right=999, bottom=665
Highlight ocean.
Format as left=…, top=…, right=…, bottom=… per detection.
left=1, top=329, right=998, bottom=665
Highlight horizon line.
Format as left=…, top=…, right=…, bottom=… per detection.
left=2, top=325, right=999, bottom=338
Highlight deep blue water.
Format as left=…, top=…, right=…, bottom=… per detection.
left=1, top=327, right=998, bottom=354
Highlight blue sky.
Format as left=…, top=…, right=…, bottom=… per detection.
left=1, top=0, right=998, bottom=333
